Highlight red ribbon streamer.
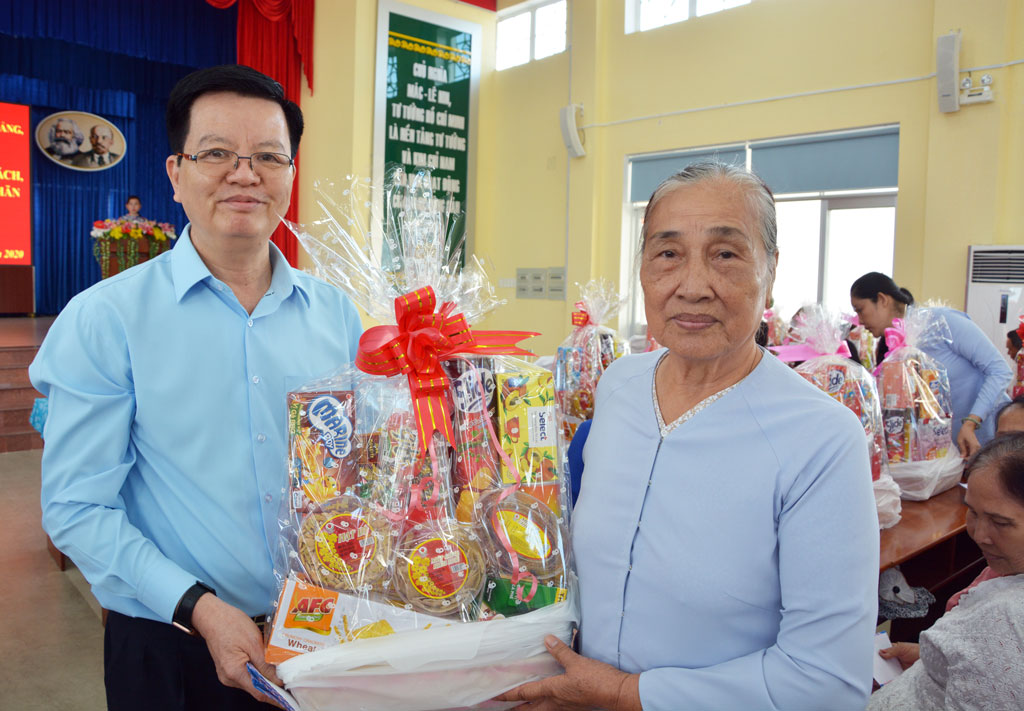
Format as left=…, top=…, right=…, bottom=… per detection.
left=356, top=286, right=538, bottom=453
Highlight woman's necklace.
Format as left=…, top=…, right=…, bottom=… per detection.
left=652, top=348, right=761, bottom=439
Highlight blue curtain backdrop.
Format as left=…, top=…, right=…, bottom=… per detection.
left=0, top=0, right=235, bottom=314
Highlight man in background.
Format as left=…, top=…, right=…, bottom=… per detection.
left=44, top=117, right=83, bottom=162
left=71, top=123, right=120, bottom=168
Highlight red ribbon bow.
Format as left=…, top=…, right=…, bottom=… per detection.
left=1016, top=316, right=1024, bottom=341
left=570, top=300, right=591, bottom=327
left=356, top=286, right=537, bottom=452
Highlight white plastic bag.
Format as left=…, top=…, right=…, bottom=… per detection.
left=888, top=450, right=964, bottom=501
left=277, top=601, right=577, bottom=711
left=873, top=471, right=902, bottom=528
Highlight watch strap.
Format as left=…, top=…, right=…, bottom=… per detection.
left=172, top=581, right=216, bottom=635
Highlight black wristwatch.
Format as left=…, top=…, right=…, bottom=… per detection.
left=172, top=581, right=216, bottom=636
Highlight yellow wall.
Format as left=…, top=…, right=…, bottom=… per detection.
left=301, top=0, right=1024, bottom=353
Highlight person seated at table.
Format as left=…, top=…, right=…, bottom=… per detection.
left=870, top=433, right=1024, bottom=710
left=996, top=396, right=1024, bottom=435
left=850, top=272, right=1012, bottom=457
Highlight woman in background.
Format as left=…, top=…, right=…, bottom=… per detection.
left=850, top=272, right=1011, bottom=457
left=869, top=433, right=1024, bottom=710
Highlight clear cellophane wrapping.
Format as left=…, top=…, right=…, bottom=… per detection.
left=267, top=170, right=577, bottom=711
left=875, top=308, right=963, bottom=501
left=875, top=308, right=955, bottom=464
left=554, top=280, right=628, bottom=441
left=791, top=306, right=900, bottom=527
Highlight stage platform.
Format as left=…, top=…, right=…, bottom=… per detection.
left=0, top=316, right=54, bottom=452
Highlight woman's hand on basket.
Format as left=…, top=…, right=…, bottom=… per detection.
left=495, top=635, right=641, bottom=711
left=957, top=420, right=982, bottom=459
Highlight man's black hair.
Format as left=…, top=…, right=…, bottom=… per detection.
left=995, top=395, right=1024, bottom=431
left=165, top=64, right=303, bottom=158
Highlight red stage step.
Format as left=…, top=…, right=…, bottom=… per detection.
left=0, top=317, right=54, bottom=453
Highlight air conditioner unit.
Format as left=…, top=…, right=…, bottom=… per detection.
left=965, top=245, right=1024, bottom=366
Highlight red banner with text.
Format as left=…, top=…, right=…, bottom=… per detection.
left=0, top=103, right=32, bottom=266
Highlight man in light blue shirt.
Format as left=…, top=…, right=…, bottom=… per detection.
left=30, top=65, right=361, bottom=709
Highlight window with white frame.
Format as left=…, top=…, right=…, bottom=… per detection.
left=625, top=0, right=751, bottom=33
left=621, top=127, right=899, bottom=337
left=496, top=0, right=567, bottom=71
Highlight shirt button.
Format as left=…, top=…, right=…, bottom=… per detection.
left=648, top=479, right=653, bottom=487
left=252, top=375, right=261, bottom=384
left=628, top=564, right=633, bottom=571
left=247, top=319, right=254, bottom=328
left=264, top=493, right=273, bottom=503
left=620, top=611, right=625, bottom=618
left=257, top=433, right=267, bottom=443
left=216, top=284, right=224, bottom=291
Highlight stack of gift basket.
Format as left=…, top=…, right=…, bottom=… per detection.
left=553, top=279, right=628, bottom=442
left=771, top=305, right=901, bottom=529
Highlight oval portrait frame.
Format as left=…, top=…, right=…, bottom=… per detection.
left=35, top=111, right=127, bottom=172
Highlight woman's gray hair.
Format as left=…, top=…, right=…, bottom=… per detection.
left=640, top=161, right=778, bottom=278
left=965, top=432, right=1024, bottom=507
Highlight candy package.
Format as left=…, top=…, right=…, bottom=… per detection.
left=874, top=308, right=963, bottom=500
left=553, top=280, right=628, bottom=441
left=779, top=305, right=900, bottom=528
left=268, top=170, right=578, bottom=711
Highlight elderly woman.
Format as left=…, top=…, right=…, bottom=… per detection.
left=500, top=163, right=879, bottom=710
left=850, top=272, right=1011, bottom=456
left=869, top=433, right=1024, bottom=710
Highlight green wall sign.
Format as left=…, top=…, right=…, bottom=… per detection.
left=375, top=3, right=480, bottom=261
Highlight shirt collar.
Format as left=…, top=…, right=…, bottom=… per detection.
left=171, top=224, right=311, bottom=307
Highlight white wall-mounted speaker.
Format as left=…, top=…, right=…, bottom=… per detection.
left=559, top=104, right=586, bottom=158
left=936, top=31, right=961, bottom=113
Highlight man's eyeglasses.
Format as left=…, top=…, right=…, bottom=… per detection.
left=175, top=149, right=294, bottom=176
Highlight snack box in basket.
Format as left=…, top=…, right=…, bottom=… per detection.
left=266, top=575, right=452, bottom=664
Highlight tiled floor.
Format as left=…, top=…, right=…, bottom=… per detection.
left=0, top=449, right=107, bottom=710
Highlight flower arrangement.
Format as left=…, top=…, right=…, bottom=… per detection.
left=91, top=218, right=177, bottom=278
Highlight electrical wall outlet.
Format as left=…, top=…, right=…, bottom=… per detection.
left=546, top=267, right=566, bottom=300
left=516, top=268, right=547, bottom=298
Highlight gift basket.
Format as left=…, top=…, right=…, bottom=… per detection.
left=762, top=307, right=788, bottom=347
left=553, top=280, right=628, bottom=441
left=847, top=316, right=877, bottom=372
left=772, top=305, right=901, bottom=528
left=266, top=170, right=578, bottom=711
left=874, top=308, right=963, bottom=501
